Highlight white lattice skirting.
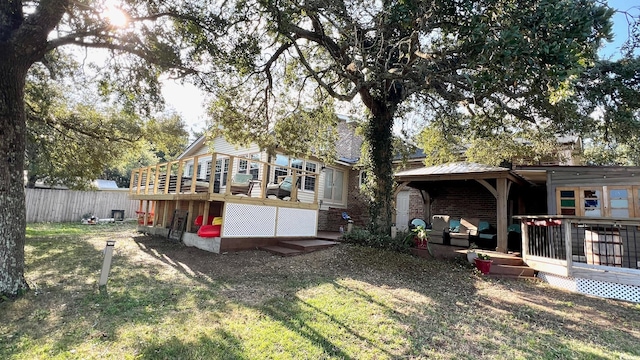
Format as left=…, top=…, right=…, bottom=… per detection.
left=538, top=272, right=640, bottom=303
left=222, top=203, right=317, bottom=238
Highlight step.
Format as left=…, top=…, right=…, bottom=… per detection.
left=486, top=273, right=540, bottom=281
left=278, top=240, right=338, bottom=252
left=456, top=249, right=525, bottom=266
left=260, top=245, right=303, bottom=257
left=489, top=264, right=535, bottom=277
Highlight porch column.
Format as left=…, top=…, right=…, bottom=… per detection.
left=496, top=177, right=508, bottom=252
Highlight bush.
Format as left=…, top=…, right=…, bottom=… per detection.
left=342, top=226, right=415, bottom=253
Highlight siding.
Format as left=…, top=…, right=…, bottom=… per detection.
left=25, top=188, right=138, bottom=223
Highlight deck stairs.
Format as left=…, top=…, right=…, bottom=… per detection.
left=260, top=239, right=339, bottom=257
left=451, top=249, right=536, bottom=279
left=480, top=251, right=536, bottom=279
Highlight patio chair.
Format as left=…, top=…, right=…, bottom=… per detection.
left=474, top=221, right=497, bottom=249
left=447, top=217, right=479, bottom=247
left=266, top=176, right=297, bottom=200
left=430, top=215, right=450, bottom=244
left=229, top=173, right=254, bottom=196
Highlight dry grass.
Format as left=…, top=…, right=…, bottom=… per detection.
left=1, top=223, right=639, bottom=359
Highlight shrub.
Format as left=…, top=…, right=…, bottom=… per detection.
left=342, top=226, right=414, bottom=253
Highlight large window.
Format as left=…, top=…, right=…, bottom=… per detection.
left=556, top=186, right=639, bottom=218
left=271, top=155, right=317, bottom=191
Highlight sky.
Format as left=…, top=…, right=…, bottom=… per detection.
left=162, top=0, right=640, bottom=135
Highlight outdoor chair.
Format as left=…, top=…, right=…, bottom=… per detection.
left=266, top=176, right=297, bottom=200
left=229, top=173, right=254, bottom=196
left=474, top=221, right=498, bottom=249
left=446, top=217, right=479, bottom=247
left=430, top=215, right=450, bottom=244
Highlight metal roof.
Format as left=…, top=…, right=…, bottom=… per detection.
left=395, top=162, right=510, bottom=177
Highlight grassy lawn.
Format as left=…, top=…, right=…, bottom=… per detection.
left=1, top=223, right=639, bottom=359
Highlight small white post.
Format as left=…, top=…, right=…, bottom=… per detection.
left=99, top=240, right=116, bottom=287
left=390, top=225, right=397, bottom=239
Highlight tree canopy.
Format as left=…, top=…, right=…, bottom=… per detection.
left=206, top=0, right=615, bottom=231
left=0, top=0, right=226, bottom=296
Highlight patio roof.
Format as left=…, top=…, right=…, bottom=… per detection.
left=394, top=161, right=523, bottom=253
left=395, top=162, right=522, bottom=183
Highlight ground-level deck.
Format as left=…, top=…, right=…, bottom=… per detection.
left=516, top=215, right=640, bottom=303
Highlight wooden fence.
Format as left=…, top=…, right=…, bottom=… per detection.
left=25, top=188, right=139, bottom=223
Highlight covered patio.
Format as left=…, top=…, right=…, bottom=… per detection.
left=394, top=162, right=529, bottom=253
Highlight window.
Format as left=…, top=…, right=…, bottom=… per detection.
left=205, top=161, right=212, bottom=181
left=304, top=162, right=317, bottom=191
left=215, top=158, right=229, bottom=185
left=583, top=189, right=602, bottom=217
left=185, top=164, right=193, bottom=177
left=239, top=159, right=248, bottom=174
left=323, top=168, right=344, bottom=203
left=609, top=188, right=631, bottom=218
left=558, top=189, right=576, bottom=215
left=359, top=170, right=368, bottom=187
left=274, top=154, right=289, bottom=181
left=557, top=186, right=640, bottom=218
left=249, top=154, right=260, bottom=180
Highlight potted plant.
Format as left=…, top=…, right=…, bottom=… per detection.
left=412, top=225, right=429, bottom=250
left=474, top=253, right=492, bottom=275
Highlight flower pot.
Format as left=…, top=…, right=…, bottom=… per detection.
left=414, top=237, right=428, bottom=249
left=474, top=258, right=493, bottom=275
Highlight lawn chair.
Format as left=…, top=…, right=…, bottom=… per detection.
left=266, top=176, right=298, bottom=200
left=229, top=173, right=254, bottom=196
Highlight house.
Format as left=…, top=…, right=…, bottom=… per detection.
left=129, top=115, right=370, bottom=252
left=395, top=162, right=640, bottom=302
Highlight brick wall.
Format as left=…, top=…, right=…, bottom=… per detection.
left=428, top=181, right=497, bottom=225
left=408, top=188, right=424, bottom=221
left=318, top=168, right=370, bottom=231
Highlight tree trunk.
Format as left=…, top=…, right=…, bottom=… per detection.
left=364, top=104, right=395, bottom=234
left=0, top=58, right=29, bottom=297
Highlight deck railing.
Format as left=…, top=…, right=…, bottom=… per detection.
left=515, top=215, right=640, bottom=287
left=128, top=151, right=320, bottom=204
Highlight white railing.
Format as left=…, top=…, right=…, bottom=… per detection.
left=515, top=215, right=640, bottom=287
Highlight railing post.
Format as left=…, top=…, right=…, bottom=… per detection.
left=564, top=218, right=573, bottom=276
left=521, top=220, right=529, bottom=262
left=129, top=169, right=136, bottom=194
left=291, top=171, right=298, bottom=202
left=164, top=162, right=172, bottom=194
left=225, top=156, right=234, bottom=195
left=191, top=155, right=200, bottom=193
left=136, top=168, right=144, bottom=195
left=153, top=164, right=161, bottom=194
left=175, top=160, right=184, bottom=193
left=144, top=167, right=152, bottom=195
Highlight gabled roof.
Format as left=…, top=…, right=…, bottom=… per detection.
left=178, top=135, right=207, bottom=159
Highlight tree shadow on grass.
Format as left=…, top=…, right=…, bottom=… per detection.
left=5, top=227, right=640, bottom=359
left=135, top=329, right=248, bottom=360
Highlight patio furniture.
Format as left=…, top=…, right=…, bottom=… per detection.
left=446, top=217, right=480, bottom=247
left=474, top=221, right=498, bottom=249
left=266, top=176, right=297, bottom=200
left=430, top=215, right=450, bottom=244
left=229, top=173, right=254, bottom=196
